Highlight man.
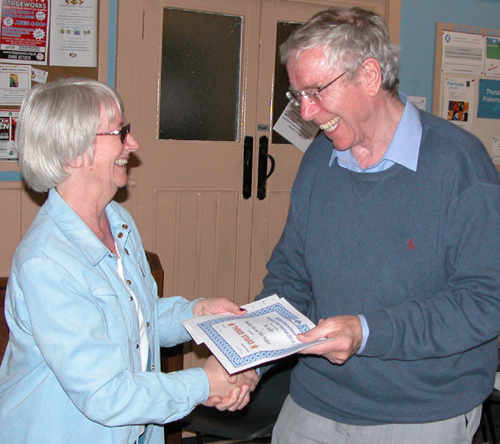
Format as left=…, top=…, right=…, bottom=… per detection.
left=257, top=7, right=500, bottom=444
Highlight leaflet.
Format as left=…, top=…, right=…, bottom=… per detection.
left=182, top=294, right=332, bottom=374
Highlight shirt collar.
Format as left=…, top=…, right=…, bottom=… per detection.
left=329, top=92, right=422, bottom=172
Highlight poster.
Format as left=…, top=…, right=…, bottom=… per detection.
left=484, top=37, right=500, bottom=77
left=477, top=78, right=500, bottom=119
left=0, top=0, right=49, bottom=65
left=0, top=110, right=19, bottom=160
left=0, top=64, right=30, bottom=106
left=49, top=0, right=97, bottom=67
left=442, top=31, right=484, bottom=75
left=492, top=136, right=500, bottom=164
left=442, top=77, right=473, bottom=132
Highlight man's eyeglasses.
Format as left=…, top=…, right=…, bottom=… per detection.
left=96, top=123, right=131, bottom=144
left=286, top=72, right=346, bottom=107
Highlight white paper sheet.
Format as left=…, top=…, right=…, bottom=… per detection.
left=183, top=294, right=333, bottom=374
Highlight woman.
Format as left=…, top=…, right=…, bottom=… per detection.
left=0, top=78, right=258, bottom=444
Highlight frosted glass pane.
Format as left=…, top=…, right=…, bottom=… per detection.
left=160, top=8, right=241, bottom=141
left=272, top=21, right=302, bottom=145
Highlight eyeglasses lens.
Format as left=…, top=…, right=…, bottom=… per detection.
left=120, top=124, right=131, bottom=143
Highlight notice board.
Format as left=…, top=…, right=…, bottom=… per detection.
left=433, top=22, right=500, bottom=168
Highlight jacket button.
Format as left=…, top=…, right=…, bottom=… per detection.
left=135, top=344, right=139, bottom=349
left=117, top=232, right=123, bottom=238
left=126, top=280, right=132, bottom=285
left=151, top=365, right=155, bottom=370
left=146, top=322, right=150, bottom=328
left=122, top=224, right=128, bottom=229
left=130, top=296, right=134, bottom=301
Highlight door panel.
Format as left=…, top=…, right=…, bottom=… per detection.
left=116, top=0, right=399, bottom=369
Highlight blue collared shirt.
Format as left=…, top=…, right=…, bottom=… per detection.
left=329, top=93, right=423, bottom=353
left=330, top=93, right=421, bottom=173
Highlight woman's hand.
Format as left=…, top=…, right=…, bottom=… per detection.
left=193, top=298, right=246, bottom=317
left=202, top=356, right=259, bottom=411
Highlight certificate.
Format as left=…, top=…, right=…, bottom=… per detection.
left=183, top=294, right=332, bottom=374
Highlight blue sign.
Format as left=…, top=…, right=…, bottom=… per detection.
left=478, top=79, right=500, bottom=119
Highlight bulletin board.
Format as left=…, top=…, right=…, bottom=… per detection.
left=433, top=22, right=500, bottom=168
left=0, top=1, right=100, bottom=169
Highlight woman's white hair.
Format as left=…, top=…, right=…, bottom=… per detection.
left=280, top=6, right=400, bottom=96
left=17, top=77, right=124, bottom=192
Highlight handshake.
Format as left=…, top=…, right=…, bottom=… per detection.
left=202, top=355, right=260, bottom=411
left=192, top=297, right=260, bottom=412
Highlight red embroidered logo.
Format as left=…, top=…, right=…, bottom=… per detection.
left=408, top=239, right=415, bottom=251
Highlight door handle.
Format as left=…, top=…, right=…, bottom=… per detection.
left=257, top=135, right=276, bottom=200
left=243, top=135, right=253, bottom=199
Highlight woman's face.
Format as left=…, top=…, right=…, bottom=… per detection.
left=89, top=105, right=140, bottom=196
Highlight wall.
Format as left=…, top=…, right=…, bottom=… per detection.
left=399, top=0, right=500, bottom=113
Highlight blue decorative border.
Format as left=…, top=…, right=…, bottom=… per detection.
left=199, top=303, right=310, bottom=369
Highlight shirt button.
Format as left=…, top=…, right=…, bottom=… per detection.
left=126, top=279, right=132, bottom=285
left=122, top=224, right=128, bottom=229
left=151, top=365, right=155, bottom=370
left=117, top=232, right=123, bottom=238
left=146, top=322, right=150, bottom=328
left=135, top=344, right=139, bottom=349
left=130, top=296, right=134, bottom=301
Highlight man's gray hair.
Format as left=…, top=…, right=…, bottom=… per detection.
left=280, top=7, right=400, bottom=95
left=17, top=77, right=124, bottom=192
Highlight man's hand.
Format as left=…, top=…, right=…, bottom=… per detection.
left=297, top=315, right=363, bottom=365
left=193, top=298, right=246, bottom=317
left=202, top=356, right=260, bottom=411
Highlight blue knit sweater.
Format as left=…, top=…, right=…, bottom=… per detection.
left=258, top=110, right=500, bottom=425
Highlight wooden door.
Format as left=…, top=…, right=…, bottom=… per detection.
left=116, top=0, right=399, bottom=368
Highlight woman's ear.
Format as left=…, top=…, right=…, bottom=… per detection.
left=67, top=153, right=86, bottom=169
left=361, top=58, right=382, bottom=97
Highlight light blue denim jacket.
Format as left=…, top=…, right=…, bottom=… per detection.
left=0, top=189, right=209, bottom=444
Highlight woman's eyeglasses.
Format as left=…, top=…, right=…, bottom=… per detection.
left=96, top=123, right=131, bottom=144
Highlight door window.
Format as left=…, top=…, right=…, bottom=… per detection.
left=159, top=8, right=242, bottom=141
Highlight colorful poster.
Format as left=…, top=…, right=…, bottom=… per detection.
left=0, top=64, right=30, bottom=105
left=49, top=0, right=97, bottom=67
left=0, top=0, right=49, bottom=65
left=0, top=110, right=19, bottom=160
left=442, top=77, right=474, bottom=131
left=478, top=79, right=500, bottom=119
left=484, top=37, right=500, bottom=77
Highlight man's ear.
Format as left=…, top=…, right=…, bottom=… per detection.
left=361, top=58, right=382, bottom=97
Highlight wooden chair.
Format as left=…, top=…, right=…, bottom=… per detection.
left=0, top=277, right=8, bottom=361
left=0, top=251, right=183, bottom=444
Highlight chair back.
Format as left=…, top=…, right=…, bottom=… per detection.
left=0, top=277, right=7, bottom=361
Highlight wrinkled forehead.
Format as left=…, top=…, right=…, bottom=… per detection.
left=287, top=47, right=335, bottom=88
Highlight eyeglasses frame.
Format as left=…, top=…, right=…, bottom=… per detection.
left=286, top=71, right=347, bottom=107
left=96, top=123, right=131, bottom=144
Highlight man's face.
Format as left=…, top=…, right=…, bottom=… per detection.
left=286, top=47, right=370, bottom=152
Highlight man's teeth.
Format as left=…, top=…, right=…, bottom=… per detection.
left=319, top=117, right=340, bottom=132
left=115, top=159, right=128, bottom=166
